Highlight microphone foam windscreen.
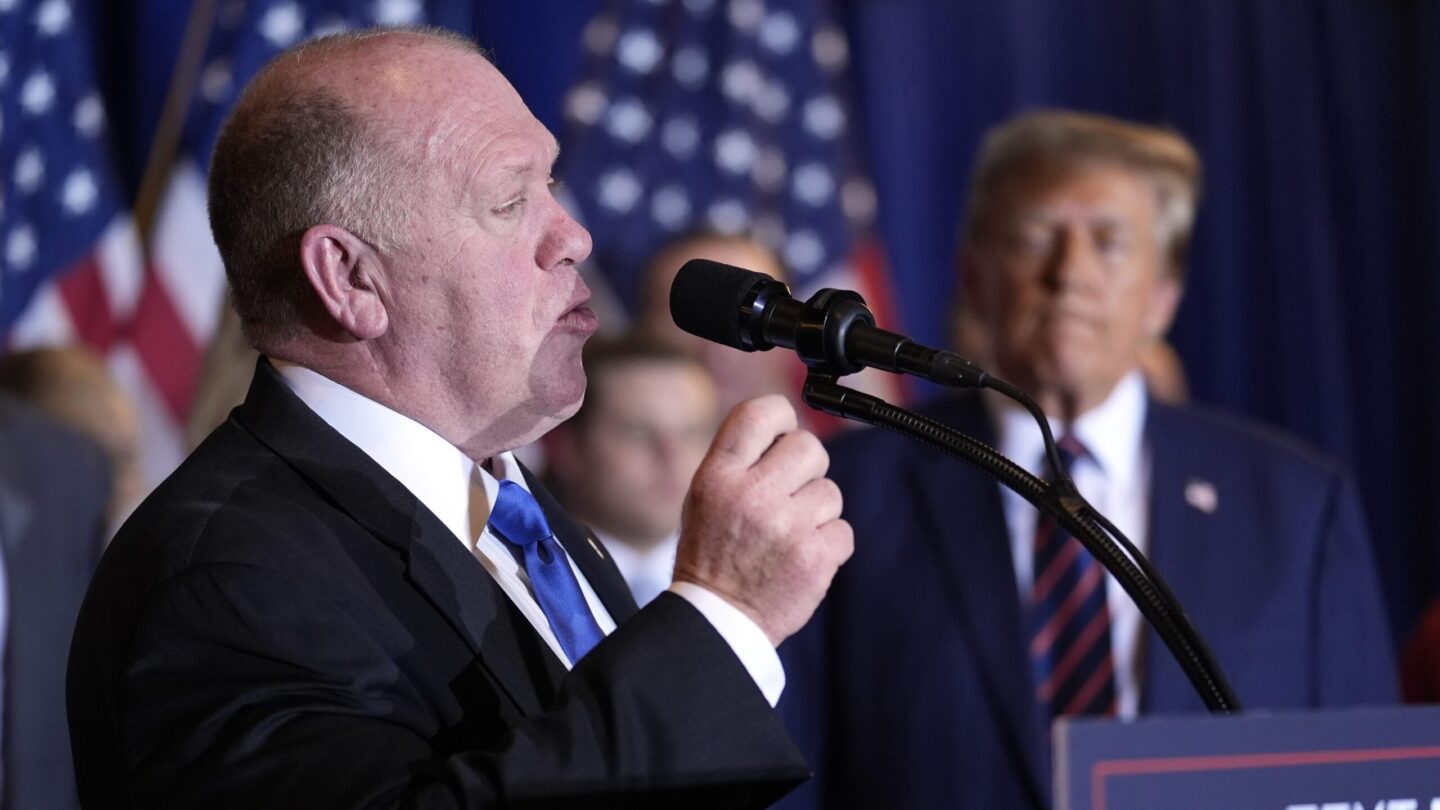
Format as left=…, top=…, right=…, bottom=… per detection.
left=668, top=259, right=772, bottom=350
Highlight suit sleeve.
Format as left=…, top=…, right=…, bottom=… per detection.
left=1311, top=472, right=1399, bottom=705
left=116, top=562, right=805, bottom=809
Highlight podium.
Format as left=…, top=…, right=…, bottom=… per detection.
left=1055, top=706, right=1440, bottom=810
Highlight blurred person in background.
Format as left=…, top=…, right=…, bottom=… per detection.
left=636, top=230, right=805, bottom=415
left=0, top=394, right=110, bottom=809
left=546, top=334, right=721, bottom=605
left=777, top=109, right=1395, bottom=810
left=0, top=346, right=144, bottom=530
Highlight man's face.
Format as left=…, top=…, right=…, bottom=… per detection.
left=561, top=360, right=719, bottom=547
left=965, top=164, right=1182, bottom=418
left=378, top=48, right=596, bottom=456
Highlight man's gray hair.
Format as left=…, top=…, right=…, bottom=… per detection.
left=962, top=109, right=1202, bottom=279
left=207, top=27, right=480, bottom=349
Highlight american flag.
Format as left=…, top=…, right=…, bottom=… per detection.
left=4, top=0, right=430, bottom=487
left=1, top=0, right=152, bottom=468
left=558, top=0, right=899, bottom=352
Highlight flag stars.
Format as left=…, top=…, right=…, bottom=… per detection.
left=200, top=58, right=233, bottom=103
left=650, top=185, right=691, bottom=230
left=617, top=29, right=664, bottom=75
left=714, top=128, right=758, bottom=174
left=73, top=93, right=105, bottom=136
left=842, top=178, right=878, bottom=225
left=62, top=167, right=98, bottom=215
left=793, top=163, right=835, bottom=205
left=803, top=95, right=845, bottom=139
left=784, top=230, right=825, bottom=273
left=604, top=97, right=653, bottom=144
left=597, top=169, right=643, bottom=214
left=373, top=0, right=423, bottom=26
left=0, top=0, right=18, bottom=13
left=727, top=0, right=764, bottom=33
left=14, top=148, right=44, bottom=193
left=706, top=199, right=750, bottom=234
left=753, top=79, right=790, bottom=123
left=564, top=82, right=608, bottom=126
left=759, top=12, right=800, bottom=55
left=21, top=70, right=56, bottom=115
left=660, top=116, right=700, bottom=158
left=6, top=224, right=37, bottom=272
left=0, top=53, right=10, bottom=87
left=721, top=60, right=762, bottom=102
left=583, top=15, right=619, bottom=57
left=682, top=0, right=716, bottom=16
left=751, top=147, right=787, bottom=192
left=258, top=2, right=305, bottom=48
left=671, top=46, right=708, bottom=88
left=34, top=0, right=72, bottom=36
left=812, top=25, right=849, bottom=72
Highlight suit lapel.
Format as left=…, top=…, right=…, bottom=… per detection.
left=234, top=359, right=555, bottom=716
left=1139, top=402, right=1212, bottom=713
left=913, top=394, right=1049, bottom=802
left=522, top=465, right=640, bottom=626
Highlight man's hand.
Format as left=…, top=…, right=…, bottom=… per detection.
left=673, top=395, right=853, bottom=647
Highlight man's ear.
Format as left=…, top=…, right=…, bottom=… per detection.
left=299, top=224, right=389, bottom=340
left=1144, top=274, right=1184, bottom=341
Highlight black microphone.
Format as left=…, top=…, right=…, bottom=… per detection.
left=669, top=259, right=989, bottom=388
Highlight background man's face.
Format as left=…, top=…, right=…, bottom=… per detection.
left=563, top=359, right=719, bottom=546
left=966, top=163, right=1181, bottom=418
left=638, top=237, right=800, bottom=413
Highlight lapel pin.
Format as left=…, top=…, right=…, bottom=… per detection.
left=587, top=534, right=606, bottom=558
left=1184, top=478, right=1218, bottom=514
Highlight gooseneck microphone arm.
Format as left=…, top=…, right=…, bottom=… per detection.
left=670, top=259, right=1241, bottom=715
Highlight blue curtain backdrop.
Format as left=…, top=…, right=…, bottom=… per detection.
left=94, top=0, right=1440, bottom=645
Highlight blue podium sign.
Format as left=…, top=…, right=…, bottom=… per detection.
left=1055, top=706, right=1440, bottom=810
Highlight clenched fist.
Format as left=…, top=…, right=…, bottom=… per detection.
left=673, top=395, right=854, bottom=647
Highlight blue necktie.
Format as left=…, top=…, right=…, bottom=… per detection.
left=488, top=480, right=604, bottom=664
left=1029, top=435, right=1116, bottom=722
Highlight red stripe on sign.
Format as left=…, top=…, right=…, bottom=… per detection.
left=128, top=268, right=201, bottom=421
left=56, top=254, right=120, bottom=352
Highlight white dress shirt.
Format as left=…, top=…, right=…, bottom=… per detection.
left=599, top=531, right=679, bottom=608
left=275, top=363, right=784, bottom=705
left=990, top=370, right=1151, bottom=719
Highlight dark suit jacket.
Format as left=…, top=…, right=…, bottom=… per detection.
left=777, top=392, right=1397, bottom=810
left=0, top=396, right=110, bottom=810
left=67, top=361, right=805, bottom=809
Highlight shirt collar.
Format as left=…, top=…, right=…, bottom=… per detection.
left=273, top=361, right=526, bottom=545
left=990, top=370, right=1148, bottom=480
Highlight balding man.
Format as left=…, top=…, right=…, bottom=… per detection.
left=67, top=29, right=850, bottom=808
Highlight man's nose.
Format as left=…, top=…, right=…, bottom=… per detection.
left=541, top=201, right=593, bottom=270
left=1045, top=227, right=1101, bottom=293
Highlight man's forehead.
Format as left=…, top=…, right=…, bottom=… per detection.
left=999, top=167, right=1157, bottom=222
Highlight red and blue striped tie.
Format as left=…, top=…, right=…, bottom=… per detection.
left=1029, top=435, right=1117, bottom=724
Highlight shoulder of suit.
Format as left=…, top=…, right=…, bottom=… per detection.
left=1150, top=400, right=1350, bottom=482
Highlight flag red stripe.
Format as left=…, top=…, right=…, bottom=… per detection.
left=56, top=255, right=120, bottom=352
left=129, top=268, right=201, bottom=421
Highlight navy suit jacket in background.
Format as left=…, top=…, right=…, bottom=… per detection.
left=0, top=396, right=109, bottom=810
left=778, top=392, right=1397, bottom=810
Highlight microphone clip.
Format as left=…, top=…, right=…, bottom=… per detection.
left=793, top=289, right=876, bottom=377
